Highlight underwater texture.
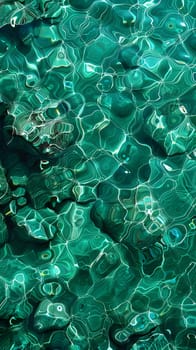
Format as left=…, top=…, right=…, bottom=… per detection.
left=0, top=0, right=195, bottom=349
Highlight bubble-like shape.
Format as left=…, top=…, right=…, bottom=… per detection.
left=69, top=0, right=94, bottom=10
left=34, top=299, right=70, bottom=332
left=163, top=225, right=187, bottom=247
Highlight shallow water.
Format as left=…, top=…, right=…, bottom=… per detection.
left=0, top=0, right=195, bottom=349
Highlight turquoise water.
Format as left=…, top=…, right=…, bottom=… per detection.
left=0, top=0, right=195, bottom=349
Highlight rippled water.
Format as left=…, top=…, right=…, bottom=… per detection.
left=0, top=0, right=195, bottom=349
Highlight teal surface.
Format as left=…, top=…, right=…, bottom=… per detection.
left=0, top=0, right=195, bottom=349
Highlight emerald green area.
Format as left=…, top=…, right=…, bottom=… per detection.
left=0, top=0, right=195, bottom=349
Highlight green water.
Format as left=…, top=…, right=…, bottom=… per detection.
left=0, top=0, right=195, bottom=349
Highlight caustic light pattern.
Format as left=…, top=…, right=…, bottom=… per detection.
left=0, top=0, right=195, bottom=349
